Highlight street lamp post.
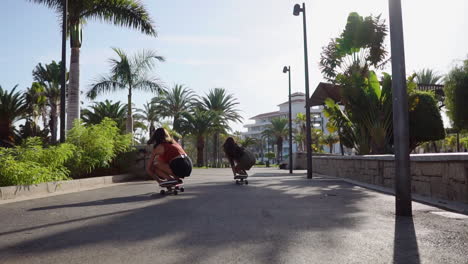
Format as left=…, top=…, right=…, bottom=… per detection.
left=293, top=3, right=313, bottom=179
left=283, top=66, right=293, bottom=174
left=60, top=0, right=68, bottom=143
left=388, top=0, right=412, bottom=216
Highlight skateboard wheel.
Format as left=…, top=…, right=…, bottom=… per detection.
left=180, top=187, right=185, bottom=192
left=236, top=180, right=239, bottom=184
left=160, top=190, right=165, bottom=195
left=174, top=190, right=178, bottom=195
left=245, top=180, right=249, bottom=185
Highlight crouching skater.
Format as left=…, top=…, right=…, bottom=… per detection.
left=146, top=128, right=192, bottom=183
left=222, top=137, right=256, bottom=176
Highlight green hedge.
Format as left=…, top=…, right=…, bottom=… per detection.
left=0, top=118, right=133, bottom=187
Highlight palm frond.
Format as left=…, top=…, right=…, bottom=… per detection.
left=82, top=0, right=157, bottom=36
left=87, top=76, right=125, bottom=99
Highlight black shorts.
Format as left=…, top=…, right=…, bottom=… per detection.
left=169, top=156, right=192, bottom=178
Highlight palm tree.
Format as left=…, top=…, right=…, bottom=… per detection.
left=321, top=134, right=339, bottom=154
left=262, top=117, right=288, bottom=162
left=202, top=88, right=242, bottom=167
left=294, top=113, right=307, bottom=152
left=414, top=69, right=443, bottom=85
left=135, top=102, right=160, bottom=136
left=29, top=0, right=157, bottom=131
left=32, top=60, right=65, bottom=143
left=152, top=84, right=196, bottom=133
left=239, top=137, right=258, bottom=148
left=23, top=82, right=48, bottom=139
left=179, top=108, right=216, bottom=167
left=81, top=100, right=127, bottom=132
left=0, top=85, right=27, bottom=146
left=87, top=48, right=165, bottom=135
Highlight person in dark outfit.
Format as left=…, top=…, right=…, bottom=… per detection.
left=146, top=128, right=192, bottom=183
left=223, top=137, right=256, bottom=176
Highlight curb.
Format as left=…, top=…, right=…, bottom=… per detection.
left=323, top=175, right=468, bottom=215
left=0, top=174, right=136, bottom=203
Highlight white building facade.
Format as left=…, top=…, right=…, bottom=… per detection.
left=242, top=92, right=340, bottom=161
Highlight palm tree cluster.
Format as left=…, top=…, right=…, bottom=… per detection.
left=0, top=60, right=68, bottom=146
left=144, top=86, right=242, bottom=167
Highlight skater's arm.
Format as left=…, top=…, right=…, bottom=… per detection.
left=146, top=145, right=165, bottom=175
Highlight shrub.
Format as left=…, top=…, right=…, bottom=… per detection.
left=0, top=137, right=74, bottom=186
left=445, top=57, right=468, bottom=130
left=408, top=91, right=445, bottom=150
left=66, top=118, right=133, bottom=177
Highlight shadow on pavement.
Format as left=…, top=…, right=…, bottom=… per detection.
left=393, top=216, right=421, bottom=264
left=249, top=172, right=307, bottom=178
left=1, top=177, right=371, bottom=263
left=28, top=192, right=158, bottom=211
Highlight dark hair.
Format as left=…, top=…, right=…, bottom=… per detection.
left=223, top=137, right=244, bottom=160
left=147, top=128, right=175, bottom=147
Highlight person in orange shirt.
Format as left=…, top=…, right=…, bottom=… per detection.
left=146, top=128, right=192, bottom=183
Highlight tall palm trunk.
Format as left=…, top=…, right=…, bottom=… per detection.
left=67, top=47, right=80, bottom=130
left=50, top=103, right=58, bottom=144
left=212, top=133, right=217, bottom=167
left=277, top=138, right=283, bottom=162
left=126, top=88, right=133, bottom=134
left=196, top=135, right=205, bottom=167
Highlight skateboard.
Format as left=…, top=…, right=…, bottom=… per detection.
left=234, top=174, right=248, bottom=185
left=159, top=180, right=184, bottom=195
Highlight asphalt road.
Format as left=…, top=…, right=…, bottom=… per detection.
left=0, top=168, right=467, bottom=264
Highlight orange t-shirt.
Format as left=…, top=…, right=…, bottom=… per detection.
left=158, top=142, right=186, bottom=163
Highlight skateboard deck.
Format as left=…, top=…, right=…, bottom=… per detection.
left=159, top=180, right=184, bottom=195
left=234, top=173, right=248, bottom=185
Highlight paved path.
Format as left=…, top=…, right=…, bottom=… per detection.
left=0, top=168, right=467, bottom=264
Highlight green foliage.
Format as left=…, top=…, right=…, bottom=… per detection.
left=81, top=100, right=127, bottom=131
left=414, top=68, right=443, bottom=85
left=320, top=12, right=388, bottom=81
left=321, top=133, right=340, bottom=153
left=152, top=84, right=196, bottom=133
left=0, top=85, right=27, bottom=146
left=239, top=137, right=259, bottom=148
left=87, top=48, right=165, bottom=134
left=0, top=137, right=74, bottom=186
left=408, top=91, right=445, bottom=150
left=262, top=117, right=288, bottom=160
left=264, top=152, right=276, bottom=160
left=444, top=57, right=468, bottom=130
left=311, top=129, right=325, bottom=153
left=66, top=118, right=133, bottom=177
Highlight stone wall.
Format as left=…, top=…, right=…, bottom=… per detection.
left=312, top=154, right=468, bottom=203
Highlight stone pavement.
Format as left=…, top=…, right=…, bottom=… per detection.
left=0, top=168, right=467, bottom=264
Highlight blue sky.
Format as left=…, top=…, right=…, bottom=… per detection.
left=1, top=0, right=467, bottom=131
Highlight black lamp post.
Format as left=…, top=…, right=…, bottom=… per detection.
left=293, top=3, right=313, bottom=179
left=388, top=0, right=412, bottom=216
left=60, top=0, right=68, bottom=143
left=283, top=66, right=293, bottom=174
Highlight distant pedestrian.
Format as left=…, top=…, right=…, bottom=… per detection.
left=146, top=128, right=192, bottom=183
left=223, top=137, right=256, bottom=176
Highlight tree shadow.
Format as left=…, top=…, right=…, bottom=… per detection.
left=28, top=192, right=158, bottom=211
left=1, top=177, right=372, bottom=263
left=393, top=216, right=420, bottom=264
